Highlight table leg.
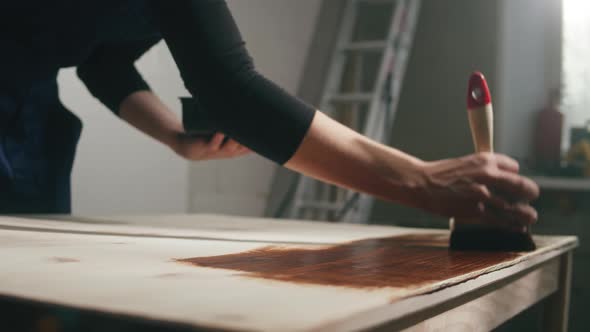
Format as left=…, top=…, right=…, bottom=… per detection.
left=543, top=252, right=573, bottom=332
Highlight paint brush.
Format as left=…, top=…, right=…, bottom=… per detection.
left=449, top=72, right=536, bottom=251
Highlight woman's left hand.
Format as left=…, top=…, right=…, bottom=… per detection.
left=173, top=132, right=252, bottom=161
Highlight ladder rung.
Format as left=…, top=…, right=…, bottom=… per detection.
left=341, top=41, right=387, bottom=52
left=329, top=93, right=373, bottom=104
left=287, top=0, right=422, bottom=222
left=297, top=201, right=342, bottom=211
left=359, top=0, right=396, bottom=3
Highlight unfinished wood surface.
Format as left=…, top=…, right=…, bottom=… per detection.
left=0, top=215, right=578, bottom=332
left=401, top=258, right=559, bottom=332
left=6, top=214, right=438, bottom=244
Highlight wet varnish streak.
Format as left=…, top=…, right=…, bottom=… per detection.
left=176, top=234, right=522, bottom=289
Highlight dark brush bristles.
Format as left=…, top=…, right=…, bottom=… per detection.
left=450, top=226, right=536, bottom=252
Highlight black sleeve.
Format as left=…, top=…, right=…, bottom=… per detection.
left=76, top=37, right=161, bottom=114
left=149, top=0, right=316, bottom=165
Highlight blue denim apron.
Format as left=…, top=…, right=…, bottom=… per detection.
left=0, top=0, right=157, bottom=214
left=0, top=79, right=82, bottom=213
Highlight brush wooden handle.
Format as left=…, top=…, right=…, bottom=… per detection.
left=450, top=105, right=494, bottom=232
left=452, top=73, right=493, bottom=232
left=466, top=71, right=494, bottom=152
left=468, top=105, right=494, bottom=153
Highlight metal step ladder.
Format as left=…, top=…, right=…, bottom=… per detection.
left=288, top=0, right=421, bottom=223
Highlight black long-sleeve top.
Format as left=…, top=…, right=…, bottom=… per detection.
left=1, top=0, right=316, bottom=165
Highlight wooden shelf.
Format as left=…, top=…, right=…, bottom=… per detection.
left=530, top=176, right=590, bottom=191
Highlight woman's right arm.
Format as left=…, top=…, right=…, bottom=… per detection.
left=286, top=111, right=539, bottom=228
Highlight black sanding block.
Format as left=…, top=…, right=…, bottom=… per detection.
left=180, top=97, right=216, bottom=140
left=449, top=225, right=536, bottom=252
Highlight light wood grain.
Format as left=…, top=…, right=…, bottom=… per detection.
left=2, top=214, right=439, bottom=245
left=0, top=215, right=577, bottom=332
left=401, top=258, right=559, bottom=332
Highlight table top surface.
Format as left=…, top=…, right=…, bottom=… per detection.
left=0, top=214, right=578, bottom=332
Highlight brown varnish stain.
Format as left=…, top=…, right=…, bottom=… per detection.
left=176, top=234, right=523, bottom=289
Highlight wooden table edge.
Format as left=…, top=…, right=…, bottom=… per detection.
left=314, top=239, right=578, bottom=332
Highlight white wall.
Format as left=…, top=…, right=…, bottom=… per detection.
left=58, top=0, right=321, bottom=216
left=59, top=45, right=190, bottom=215
left=496, top=0, right=562, bottom=161
left=188, top=0, right=322, bottom=217
left=562, top=0, right=590, bottom=149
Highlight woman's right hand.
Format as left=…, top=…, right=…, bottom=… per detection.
left=414, top=152, right=539, bottom=230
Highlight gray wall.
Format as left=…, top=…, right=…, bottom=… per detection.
left=496, top=0, right=563, bottom=161
left=372, top=0, right=501, bottom=225
left=265, top=0, right=346, bottom=218
left=391, top=0, right=500, bottom=161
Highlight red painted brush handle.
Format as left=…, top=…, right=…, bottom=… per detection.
left=467, top=72, right=494, bottom=153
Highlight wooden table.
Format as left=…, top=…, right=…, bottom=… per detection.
left=0, top=214, right=577, bottom=331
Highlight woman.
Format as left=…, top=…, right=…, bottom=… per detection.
left=0, top=0, right=538, bottom=230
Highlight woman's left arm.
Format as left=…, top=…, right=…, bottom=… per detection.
left=119, top=90, right=250, bottom=160
left=149, top=0, right=317, bottom=164
left=77, top=37, right=249, bottom=160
